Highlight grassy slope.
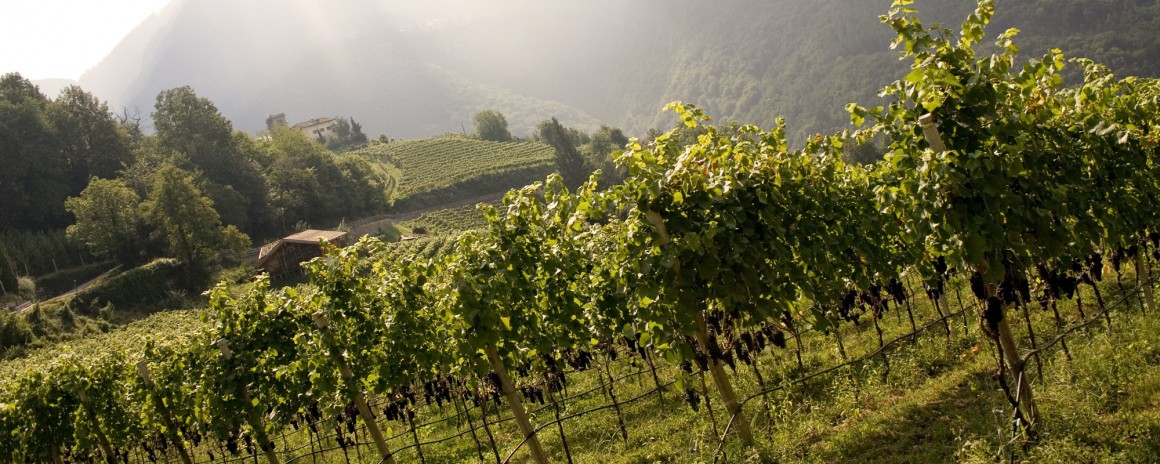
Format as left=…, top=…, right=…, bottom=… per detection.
left=352, top=137, right=556, bottom=210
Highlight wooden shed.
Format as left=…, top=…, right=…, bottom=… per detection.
left=257, top=230, right=348, bottom=279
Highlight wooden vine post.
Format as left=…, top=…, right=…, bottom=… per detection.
left=694, top=313, right=755, bottom=445
left=311, top=314, right=397, bottom=464
left=216, top=339, right=282, bottom=464
left=1138, top=253, right=1155, bottom=313
left=75, top=389, right=116, bottom=463
left=645, top=210, right=755, bottom=446
left=137, top=361, right=194, bottom=464
left=921, top=114, right=1039, bottom=429
left=484, top=344, right=549, bottom=464
left=987, top=297, right=1040, bottom=426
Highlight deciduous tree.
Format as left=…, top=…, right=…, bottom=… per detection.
left=538, top=117, right=586, bottom=188
left=474, top=110, right=512, bottom=142
left=142, top=166, right=249, bottom=274
left=64, top=178, right=144, bottom=265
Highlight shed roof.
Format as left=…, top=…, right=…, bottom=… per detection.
left=283, top=229, right=347, bottom=244
left=258, top=230, right=347, bottom=261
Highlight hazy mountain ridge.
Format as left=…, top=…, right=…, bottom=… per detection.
left=78, top=0, right=1160, bottom=139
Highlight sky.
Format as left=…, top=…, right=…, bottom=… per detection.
left=0, top=0, right=171, bottom=80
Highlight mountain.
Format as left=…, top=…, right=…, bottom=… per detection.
left=30, top=79, right=79, bottom=99
left=79, top=0, right=1160, bottom=140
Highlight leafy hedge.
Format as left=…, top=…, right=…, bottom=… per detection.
left=68, top=259, right=182, bottom=315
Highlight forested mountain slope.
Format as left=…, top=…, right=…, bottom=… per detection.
left=79, top=0, right=1160, bottom=140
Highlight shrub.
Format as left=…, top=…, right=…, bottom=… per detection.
left=17, top=277, right=35, bottom=297
left=0, top=313, right=33, bottom=351
left=69, top=259, right=182, bottom=316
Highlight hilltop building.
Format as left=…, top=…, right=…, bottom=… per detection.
left=264, top=113, right=340, bottom=141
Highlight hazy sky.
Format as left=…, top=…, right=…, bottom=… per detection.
left=0, top=0, right=171, bottom=80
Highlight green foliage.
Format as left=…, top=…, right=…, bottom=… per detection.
left=474, top=110, right=513, bottom=142
left=64, top=178, right=144, bottom=264
left=0, top=76, right=132, bottom=233
left=842, top=138, right=885, bottom=165
left=855, top=0, right=1160, bottom=286
left=261, top=127, right=387, bottom=232
left=399, top=204, right=490, bottom=235
left=352, top=136, right=555, bottom=206
left=153, top=87, right=270, bottom=234
left=48, top=86, right=132, bottom=187
left=0, top=73, right=70, bottom=230
left=319, top=117, right=370, bottom=152
left=0, top=312, right=33, bottom=353
left=141, top=166, right=250, bottom=276
left=0, top=243, right=17, bottom=294
left=0, top=229, right=91, bottom=277
left=539, top=117, right=588, bottom=188
left=0, top=2, right=1158, bottom=462
left=67, top=259, right=183, bottom=317
left=581, top=125, right=631, bottom=186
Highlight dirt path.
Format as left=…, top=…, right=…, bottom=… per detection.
left=12, top=265, right=122, bottom=313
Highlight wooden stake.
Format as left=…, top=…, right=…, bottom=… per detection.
left=77, top=390, right=116, bottom=463
left=314, top=313, right=397, bottom=464
left=217, top=339, right=281, bottom=464
left=919, top=113, right=947, bottom=152
left=694, top=312, right=754, bottom=446
left=996, top=313, right=1039, bottom=428
left=1137, top=253, right=1155, bottom=314
left=137, top=361, right=194, bottom=464
left=602, top=360, right=629, bottom=443
left=485, top=344, right=549, bottom=464
left=645, top=209, right=753, bottom=445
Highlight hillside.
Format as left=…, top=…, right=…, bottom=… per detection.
left=3, top=2, right=1160, bottom=461
left=353, top=137, right=556, bottom=210
left=78, top=0, right=1160, bottom=141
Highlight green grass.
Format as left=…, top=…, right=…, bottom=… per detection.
left=352, top=136, right=556, bottom=210
left=398, top=204, right=491, bottom=235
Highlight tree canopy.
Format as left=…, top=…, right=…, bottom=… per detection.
left=474, top=110, right=512, bottom=142
left=64, top=178, right=143, bottom=265
left=141, top=165, right=249, bottom=275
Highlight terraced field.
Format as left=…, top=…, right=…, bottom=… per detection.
left=352, top=137, right=556, bottom=210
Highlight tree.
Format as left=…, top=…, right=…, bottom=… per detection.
left=0, top=73, right=69, bottom=230
left=261, top=127, right=386, bottom=231
left=152, top=87, right=269, bottom=234
left=64, top=178, right=144, bottom=265
left=842, top=138, right=884, bottom=165
left=142, top=166, right=249, bottom=274
left=48, top=86, right=132, bottom=193
left=538, top=117, right=587, bottom=188
left=586, top=125, right=630, bottom=185
left=152, top=87, right=235, bottom=170
left=349, top=118, right=368, bottom=145
left=474, top=110, right=512, bottom=142
left=0, top=243, right=17, bottom=295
